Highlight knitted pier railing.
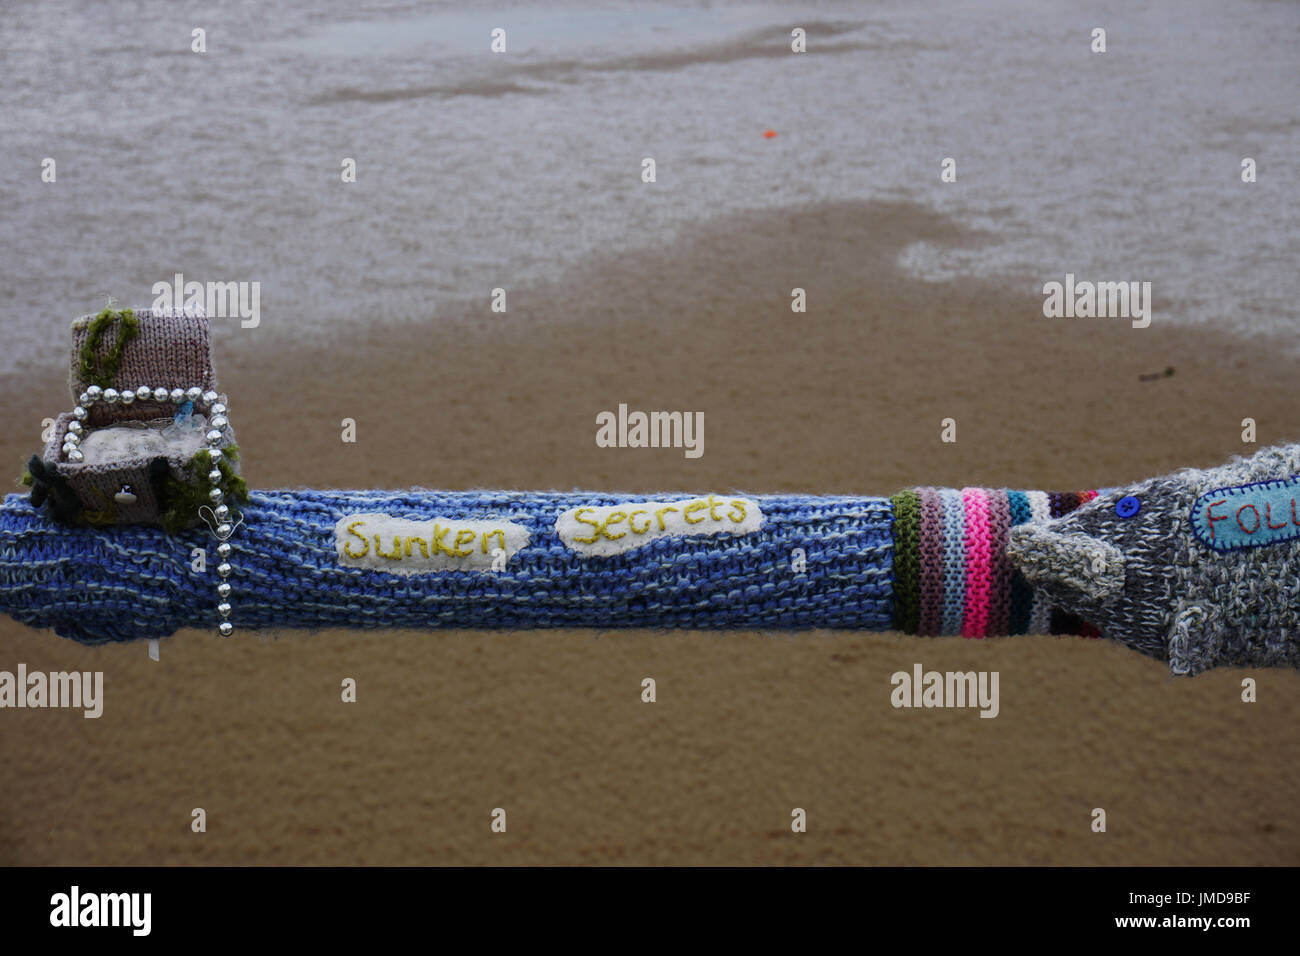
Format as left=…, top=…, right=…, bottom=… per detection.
left=0, top=486, right=1094, bottom=646
left=7, top=435, right=1300, bottom=677
left=15, top=311, right=1297, bottom=674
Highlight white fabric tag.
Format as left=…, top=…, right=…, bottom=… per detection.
left=335, top=513, right=530, bottom=574
left=557, top=495, right=762, bottom=557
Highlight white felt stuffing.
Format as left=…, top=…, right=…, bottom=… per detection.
left=76, top=417, right=209, bottom=465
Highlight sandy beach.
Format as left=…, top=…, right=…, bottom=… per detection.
left=2, top=198, right=1297, bottom=865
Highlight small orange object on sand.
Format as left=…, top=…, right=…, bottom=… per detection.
left=764, top=129, right=777, bottom=138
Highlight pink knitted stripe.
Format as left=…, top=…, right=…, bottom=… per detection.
left=986, top=490, right=1013, bottom=638
left=961, top=488, right=993, bottom=638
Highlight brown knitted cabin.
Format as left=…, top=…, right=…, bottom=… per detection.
left=33, top=309, right=240, bottom=530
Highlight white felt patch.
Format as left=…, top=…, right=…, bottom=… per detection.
left=335, top=513, right=530, bottom=574
left=557, top=495, right=762, bottom=557
left=76, top=418, right=209, bottom=464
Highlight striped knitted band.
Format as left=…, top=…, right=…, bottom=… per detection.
left=1006, top=491, right=1034, bottom=635
left=939, top=488, right=966, bottom=636
left=916, top=488, right=945, bottom=636
left=891, top=487, right=1099, bottom=637
left=889, top=490, right=922, bottom=634
left=961, top=488, right=993, bottom=638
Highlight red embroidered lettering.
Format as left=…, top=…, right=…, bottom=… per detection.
left=1236, top=503, right=1261, bottom=534
left=1205, top=499, right=1229, bottom=540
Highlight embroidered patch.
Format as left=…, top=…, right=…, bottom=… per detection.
left=1189, top=476, right=1300, bottom=552
left=557, top=495, right=762, bottom=557
left=335, top=513, right=529, bottom=574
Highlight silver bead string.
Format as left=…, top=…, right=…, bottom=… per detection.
left=61, top=385, right=238, bottom=639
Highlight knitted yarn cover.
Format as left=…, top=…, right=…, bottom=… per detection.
left=2, top=490, right=902, bottom=644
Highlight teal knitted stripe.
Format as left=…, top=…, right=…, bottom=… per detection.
left=1006, top=491, right=1034, bottom=635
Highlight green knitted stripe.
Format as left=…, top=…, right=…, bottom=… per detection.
left=890, top=490, right=922, bottom=634
left=78, top=308, right=139, bottom=388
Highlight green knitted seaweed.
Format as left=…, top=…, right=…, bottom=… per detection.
left=159, top=446, right=249, bottom=535
left=78, top=308, right=139, bottom=388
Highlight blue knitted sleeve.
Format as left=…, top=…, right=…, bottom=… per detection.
left=0, top=490, right=896, bottom=644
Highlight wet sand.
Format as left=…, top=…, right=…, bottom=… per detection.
left=1, top=200, right=1297, bottom=865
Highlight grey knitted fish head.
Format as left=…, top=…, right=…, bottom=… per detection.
left=1006, top=443, right=1300, bottom=675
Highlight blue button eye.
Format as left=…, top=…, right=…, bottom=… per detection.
left=1115, top=495, right=1140, bottom=519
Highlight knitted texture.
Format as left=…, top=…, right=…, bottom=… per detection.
left=0, top=490, right=895, bottom=644
left=890, top=486, right=1098, bottom=638
left=961, top=488, right=992, bottom=637
left=1006, top=443, right=1300, bottom=675
left=888, top=491, right=921, bottom=634
left=1026, top=491, right=1053, bottom=634
left=69, top=309, right=217, bottom=428
left=916, top=488, right=945, bottom=636
left=39, top=414, right=194, bottom=526
left=7, top=443, right=1298, bottom=674
left=39, top=310, right=237, bottom=529
left=1006, top=491, right=1034, bottom=634
left=939, top=488, right=967, bottom=635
